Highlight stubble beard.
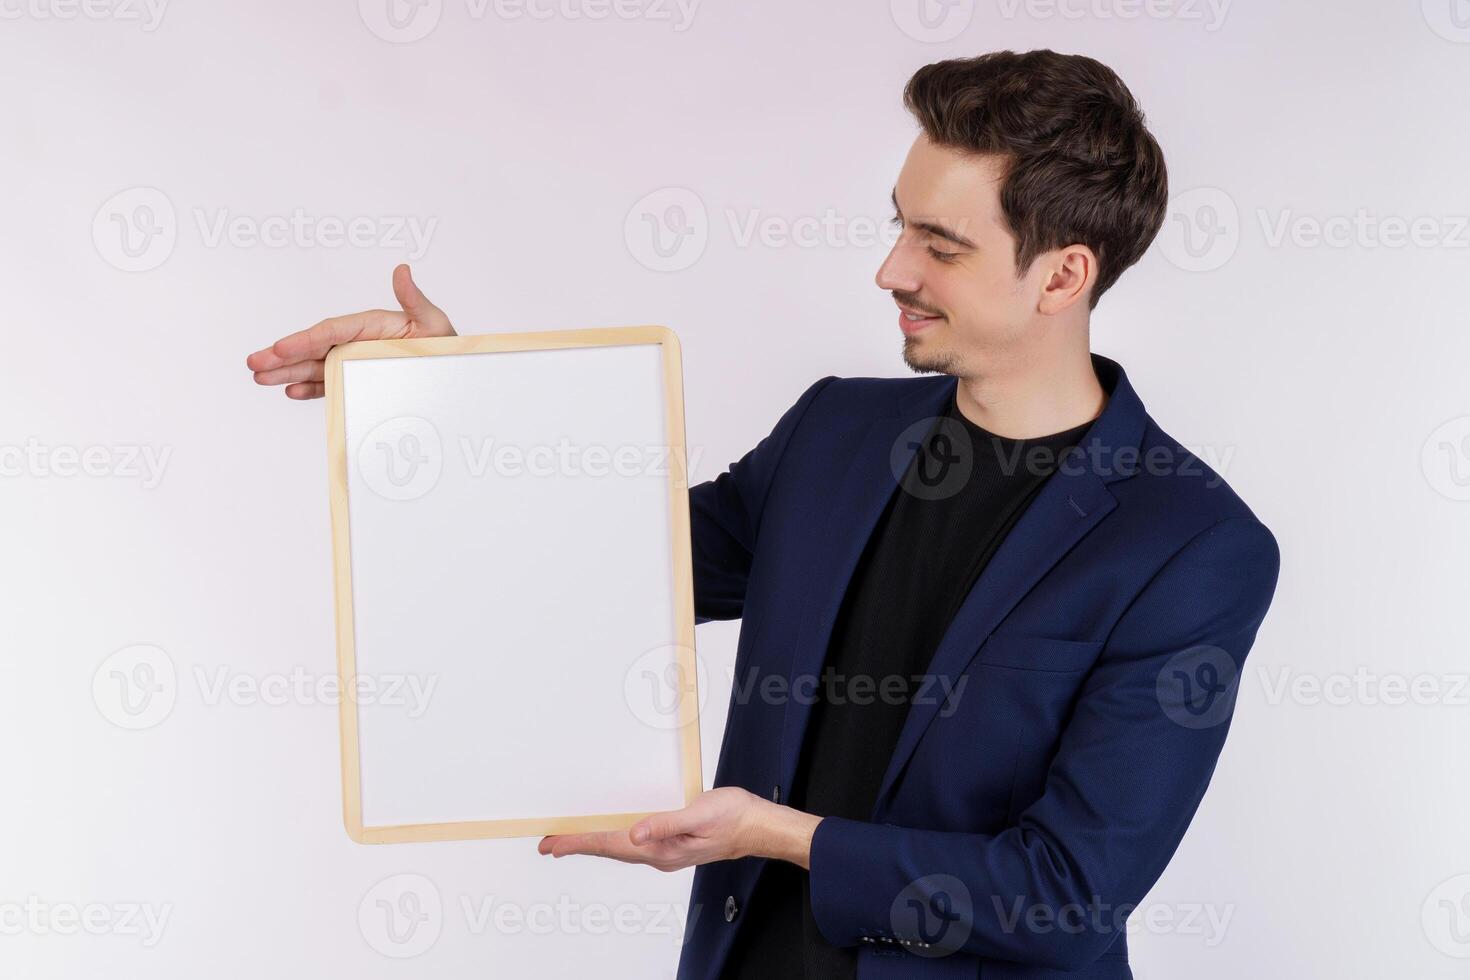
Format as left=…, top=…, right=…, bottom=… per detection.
left=902, top=335, right=962, bottom=376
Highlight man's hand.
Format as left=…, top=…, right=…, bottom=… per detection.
left=538, top=787, right=823, bottom=872
left=246, top=263, right=456, bottom=400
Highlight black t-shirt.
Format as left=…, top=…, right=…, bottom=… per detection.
left=723, top=390, right=1092, bottom=980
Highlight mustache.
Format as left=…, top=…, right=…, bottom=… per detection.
left=891, top=291, right=943, bottom=318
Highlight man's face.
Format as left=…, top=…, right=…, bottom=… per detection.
left=877, top=136, right=1043, bottom=378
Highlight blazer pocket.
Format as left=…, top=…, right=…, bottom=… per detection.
left=973, top=632, right=1104, bottom=673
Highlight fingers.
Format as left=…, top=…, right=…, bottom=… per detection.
left=287, top=310, right=409, bottom=363
left=251, top=355, right=325, bottom=400
left=284, top=382, right=325, bottom=400
left=253, top=359, right=324, bottom=388
left=245, top=309, right=408, bottom=374
left=246, top=265, right=442, bottom=387
left=630, top=809, right=700, bottom=845
left=538, top=832, right=689, bottom=870
left=539, top=831, right=634, bottom=860
left=246, top=266, right=451, bottom=404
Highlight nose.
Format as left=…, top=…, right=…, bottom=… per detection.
left=875, top=236, right=921, bottom=294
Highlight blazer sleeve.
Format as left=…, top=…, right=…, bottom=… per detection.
left=806, top=515, right=1281, bottom=971
left=688, top=375, right=836, bottom=624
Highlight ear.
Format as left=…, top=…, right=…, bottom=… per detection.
left=1037, top=244, right=1097, bottom=315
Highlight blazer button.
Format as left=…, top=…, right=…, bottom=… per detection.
left=770, top=784, right=781, bottom=804
left=724, top=895, right=739, bottom=922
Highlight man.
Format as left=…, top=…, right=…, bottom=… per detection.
left=247, top=50, right=1279, bottom=980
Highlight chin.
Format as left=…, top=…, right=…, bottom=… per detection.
left=902, top=335, right=962, bottom=376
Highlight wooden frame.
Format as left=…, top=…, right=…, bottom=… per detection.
left=324, top=326, right=702, bottom=843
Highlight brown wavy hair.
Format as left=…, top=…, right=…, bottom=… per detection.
left=903, top=50, right=1168, bottom=309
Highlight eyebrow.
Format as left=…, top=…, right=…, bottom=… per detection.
left=891, top=188, right=976, bottom=249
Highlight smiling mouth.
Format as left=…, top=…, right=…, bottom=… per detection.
left=896, top=300, right=944, bottom=335
left=895, top=296, right=943, bottom=319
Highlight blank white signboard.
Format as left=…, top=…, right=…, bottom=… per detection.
left=324, top=327, right=702, bottom=843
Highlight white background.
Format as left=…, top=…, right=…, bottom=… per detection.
left=3, top=0, right=1469, bottom=976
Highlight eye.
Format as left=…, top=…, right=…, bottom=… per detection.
left=889, top=214, right=903, bottom=228
left=927, top=246, right=959, bottom=263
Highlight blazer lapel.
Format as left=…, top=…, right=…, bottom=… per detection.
left=870, top=354, right=1149, bottom=814
left=775, top=376, right=955, bottom=795
left=868, top=461, right=1116, bottom=813
left=772, top=355, right=1149, bottom=814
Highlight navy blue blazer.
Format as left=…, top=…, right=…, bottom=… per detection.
left=675, top=355, right=1280, bottom=980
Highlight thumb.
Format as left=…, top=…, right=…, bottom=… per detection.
left=392, top=263, right=440, bottom=318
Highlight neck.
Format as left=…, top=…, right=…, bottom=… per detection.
left=953, top=347, right=1107, bottom=440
